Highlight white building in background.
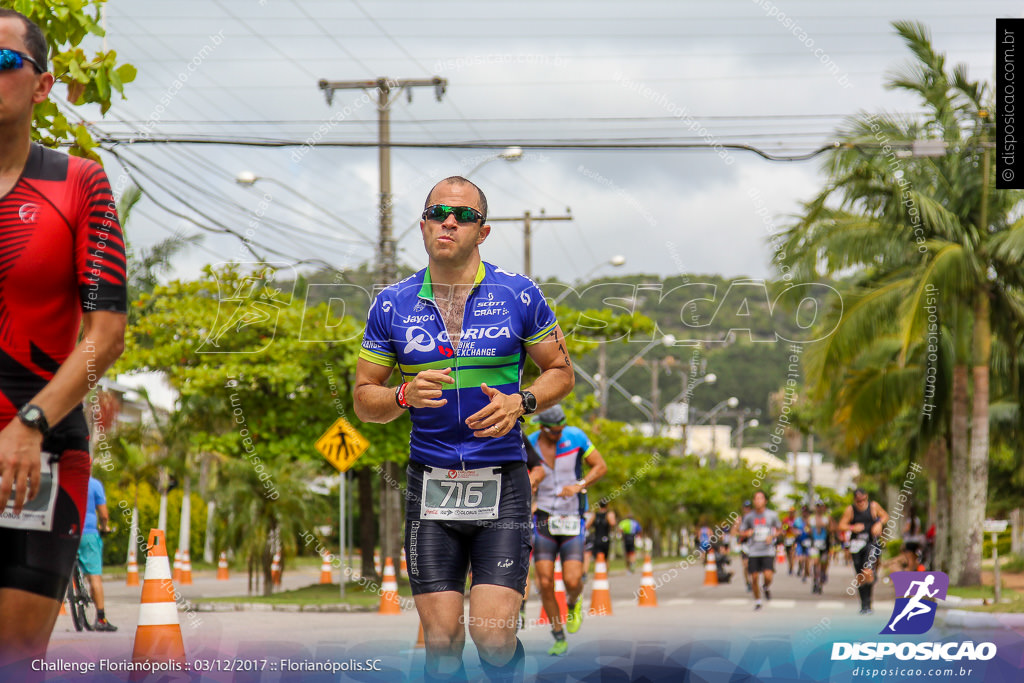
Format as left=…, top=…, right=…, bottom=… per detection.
left=777, top=451, right=861, bottom=504
left=631, top=422, right=859, bottom=509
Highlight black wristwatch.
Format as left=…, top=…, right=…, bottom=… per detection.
left=17, top=403, right=50, bottom=438
left=518, top=390, right=537, bottom=415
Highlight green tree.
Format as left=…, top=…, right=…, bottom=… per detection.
left=15, top=0, right=136, bottom=160
left=778, top=22, right=1024, bottom=584
left=117, top=264, right=408, bottom=586
left=216, top=455, right=327, bottom=595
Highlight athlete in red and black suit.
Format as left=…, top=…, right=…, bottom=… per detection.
left=0, top=9, right=127, bottom=672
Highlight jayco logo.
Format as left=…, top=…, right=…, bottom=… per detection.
left=882, top=571, right=948, bottom=635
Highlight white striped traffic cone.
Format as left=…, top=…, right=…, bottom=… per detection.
left=638, top=555, right=658, bottom=607
left=126, top=549, right=140, bottom=586
left=179, top=550, right=192, bottom=585
left=320, top=553, right=333, bottom=584
left=589, top=553, right=613, bottom=616
left=379, top=558, right=401, bottom=614
left=271, top=552, right=282, bottom=586
left=131, top=529, right=186, bottom=668
left=539, top=557, right=568, bottom=624
left=217, top=551, right=229, bottom=580
left=704, top=548, right=719, bottom=586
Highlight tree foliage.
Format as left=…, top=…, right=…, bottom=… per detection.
left=16, top=0, right=136, bottom=160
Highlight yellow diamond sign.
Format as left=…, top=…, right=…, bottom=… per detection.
left=314, top=417, right=369, bottom=472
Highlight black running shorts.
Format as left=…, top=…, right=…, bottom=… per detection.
left=0, top=448, right=90, bottom=600
left=404, top=461, right=532, bottom=595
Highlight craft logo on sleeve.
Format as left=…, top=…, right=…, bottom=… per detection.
left=881, top=571, right=948, bottom=635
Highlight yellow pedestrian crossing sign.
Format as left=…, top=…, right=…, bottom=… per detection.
left=315, top=417, right=369, bottom=472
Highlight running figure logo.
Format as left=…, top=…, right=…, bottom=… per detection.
left=881, top=571, right=949, bottom=635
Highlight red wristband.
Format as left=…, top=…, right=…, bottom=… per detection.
left=395, top=382, right=411, bottom=409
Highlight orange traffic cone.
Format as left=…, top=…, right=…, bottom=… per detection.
left=379, top=558, right=401, bottom=614
left=374, top=551, right=381, bottom=576
left=271, top=552, right=282, bottom=586
left=217, top=551, right=229, bottom=581
left=131, top=529, right=186, bottom=668
left=400, top=548, right=408, bottom=578
left=172, top=548, right=182, bottom=582
left=126, top=550, right=140, bottom=586
left=538, top=557, right=569, bottom=625
left=776, top=544, right=786, bottom=565
left=638, top=555, right=658, bottom=607
left=60, top=600, right=67, bottom=616
left=415, top=621, right=425, bottom=649
left=588, top=553, right=613, bottom=616
left=704, top=548, right=719, bottom=586
left=179, top=550, right=192, bottom=585
left=320, top=553, right=333, bottom=584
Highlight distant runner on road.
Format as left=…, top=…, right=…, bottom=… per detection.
left=838, top=487, right=889, bottom=615
left=739, top=491, right=781, bottom=611
left=529, top=405, right=607, bottom=656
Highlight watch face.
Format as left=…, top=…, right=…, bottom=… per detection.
left=22, top=406, right=41, bottom=422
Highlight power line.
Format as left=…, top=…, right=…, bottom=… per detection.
left=104, top=146, right=345, bottom=271
left=93, top=136, right=838, bottom=161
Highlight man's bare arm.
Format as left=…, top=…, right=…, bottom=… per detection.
left=837, top=506, right=854, bottom=533
left=354, top=359, right=457, bottom=423
left=0, top=310, right=125, bottom=514
left=524, top=325, right=575, bottom=412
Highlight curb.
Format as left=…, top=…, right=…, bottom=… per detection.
left=939, top=609, right=1024, bottom=630
left=942, top=595, right=985, bottom=607
left=192, top=602, right=383, bottom=613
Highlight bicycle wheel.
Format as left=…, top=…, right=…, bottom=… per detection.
left=68, top=572, right=87, bottom=632
left=70, top=565, right=96, bottom=631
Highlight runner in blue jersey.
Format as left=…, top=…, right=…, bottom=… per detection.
left=528, top=405, right=606, bottom=656
left=794, top=506, right=811, bottom=582
left=354, top=176, right=575, bottom=683
left=809, top=500, right=834, bottom=594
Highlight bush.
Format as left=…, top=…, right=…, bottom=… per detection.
left=104, top=481, right=207, bottom=568
left=1001, top=553, right=1024, bottom=573
left=982, top=531, right=1012, bottom=559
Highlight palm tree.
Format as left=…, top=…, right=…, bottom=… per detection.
left=119, top=182, right=203, bottom=326
left=778, top=21, right=1024, bottom=584
left=216, top=456, right=327, bottom=596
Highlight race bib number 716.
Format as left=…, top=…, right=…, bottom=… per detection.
left=421, top=468, right=501, bottom=520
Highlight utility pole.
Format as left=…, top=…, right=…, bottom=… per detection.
left=488, top=208, right=572, bottom=279
left=318, top=75, right=447, bottom=575
left=651, top=359, right=661, bottom=430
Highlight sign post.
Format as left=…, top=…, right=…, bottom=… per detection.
left=984, top=519, right=1008, bottom=604
left=315, top=417, right=371, bottom=600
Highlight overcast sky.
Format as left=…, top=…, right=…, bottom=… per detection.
left=83, top=0, right=1019, bottom=284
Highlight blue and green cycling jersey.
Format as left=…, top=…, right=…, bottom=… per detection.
left=360, top=260, right=558, bottom=469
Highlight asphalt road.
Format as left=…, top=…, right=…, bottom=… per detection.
left=40, top=555, right=1023, bottom=682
